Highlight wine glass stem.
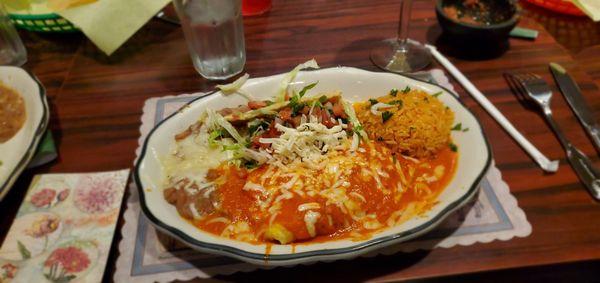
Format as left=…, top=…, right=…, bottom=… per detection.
left=397, top=0, right=413, bottom=49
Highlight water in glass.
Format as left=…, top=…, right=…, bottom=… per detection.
left=174, top=0, right=246, bottom=80
left=0, top=6, right=26, bottom=66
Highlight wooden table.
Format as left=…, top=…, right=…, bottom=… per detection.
left=2, top=0, right=600, bottom=281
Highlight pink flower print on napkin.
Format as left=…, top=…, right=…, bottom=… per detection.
left=57, top=189, right=70, bottom=202
left=74, top=176, right=120, bottom=214
left=30, top=189, right=56, bottom=208
left=44, top=247, right=90, bottom=282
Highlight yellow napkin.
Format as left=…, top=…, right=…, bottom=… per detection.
left=571, top=0, right=600, bottom=21
left=57, top=0, right=171, bottom=55
left=48, top=0, right=97, bottom=11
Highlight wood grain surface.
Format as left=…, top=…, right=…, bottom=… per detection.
left=1, top=0, right=599, bottom=281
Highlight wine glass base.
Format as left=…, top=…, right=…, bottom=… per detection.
left=370, top=38, right=432, bottom=73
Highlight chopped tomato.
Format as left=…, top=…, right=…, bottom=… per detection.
left=321, top=110, right=335, bottom=128
left=291, top=116, right=302, bottom=128
left=327, top=96, right=340, bottom=103
left=265, top=121, right=280, bottom=138
left=300, top=106, right=310, bottom=115
left=248, top=101, right=267, bottom=110
left=250, top=121, right=281, bottom=149
left=312, top=107, right=322, bottom=117
left=251, top=135, right=270, bottom=149
left=332, top=101, right=347, bottom=119
left=279, top=107, right=293, bottom=122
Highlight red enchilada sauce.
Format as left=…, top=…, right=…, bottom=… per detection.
left=192, top=143, right=457, bottom=244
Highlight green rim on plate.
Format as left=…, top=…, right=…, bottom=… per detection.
left=8, top=13, right=79, bottom=33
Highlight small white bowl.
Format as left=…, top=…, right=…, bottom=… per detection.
left=0, top=67, right=49, bottom=201
left=135, top=67, right=492, bottom=266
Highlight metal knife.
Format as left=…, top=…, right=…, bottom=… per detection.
left=550, top=62, right=600, bottom=153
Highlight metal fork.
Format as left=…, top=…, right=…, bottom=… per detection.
left=506, top=72, right=600, bottom=200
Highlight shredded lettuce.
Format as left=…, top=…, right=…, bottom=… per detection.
left=208, top=129, right=223, bottom=147
left=205, top=110, right=254, bottom=167
left=222, top=143, right=243, bottom=151
left=274, top=59, right=320, bottom=103
left=221, top=140, right=272, bottom=166
left=247, top=119, right=270, bottom=136
left=257, top=108, right=278, bottom=116
left=206, top=109, right=246, bottom=144
left=216, top=73, right=255, bottom=101
left=216, top=73, right=248, bottom=92
left=298, top=81, right=318, bottom=97
left=223, top=92, right=340, bottom=123
left=342, top=100, right=369, bottom=142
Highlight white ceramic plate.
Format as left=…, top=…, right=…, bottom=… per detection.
left=135, top=67, right=492, bottom=266
left=0, top=67, right=49, bottom=201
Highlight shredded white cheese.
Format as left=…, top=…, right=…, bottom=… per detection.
left=243, top=182, right=267, bottom=194
left=370, top=102, right=394, bottom=115
left=402, top=155, right=420, bottom=164
left=202, top=186, right=215, bottom=198
left=206, top=217, right=231, bottom=224
left=363, top=219, right=383, bottom=230
left=349, top=192, right=366, bottom=202
left=351, top=132, right=359, bottom=151
left=268, top=211, right=280, bottom=225
left=189, top=203, right=202, bottom=219
left=304, top=210, right=321, bottom=237
left=298, top=202, right=321, bottom=211
left=259, top=119, right=348, bottom=164
left=242, top=148, right=273, bottom=164
left=434, top=165, right=445, bottom=179
left=418, top=174, right=438, bottom=184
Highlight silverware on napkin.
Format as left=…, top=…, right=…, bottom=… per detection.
left=425, top=44, right=559, bottom=173
left=506, top=72, right=600, bottom=201
left=550, top=63, right=600, bottom=153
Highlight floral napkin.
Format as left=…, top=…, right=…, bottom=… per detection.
left=57, top=0, right=171, bottom=55
left=0, top=169, right=129, bottom=283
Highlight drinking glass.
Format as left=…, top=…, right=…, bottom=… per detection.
left=173, top=0, right=246, bottom=80
left=370, top=0, right=431, bottom=73
left=0, top=5, right=26, bottom=66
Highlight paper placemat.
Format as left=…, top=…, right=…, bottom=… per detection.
left=0, top=169, right=130, bottom=283
left=115, top=70, right=531, bottom=282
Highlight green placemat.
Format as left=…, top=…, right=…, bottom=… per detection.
left=3, top=1, right=79, bottom=33
left=9, top=13, right=78, bottom=33
left=27, top=130, right=57, bottom=168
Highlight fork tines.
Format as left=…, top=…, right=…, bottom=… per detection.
left=504, top=71, right=553, bottom=105
left=504, top=72, right=530, bottom=101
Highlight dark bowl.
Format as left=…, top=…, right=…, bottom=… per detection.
left=435, top=0, right=520, bottom=42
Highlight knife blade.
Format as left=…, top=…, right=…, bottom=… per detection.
left=550, top=62, right=600, bottom=153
